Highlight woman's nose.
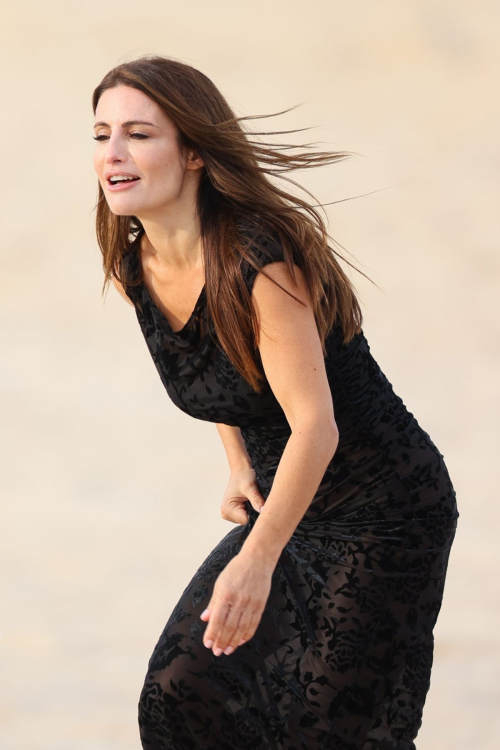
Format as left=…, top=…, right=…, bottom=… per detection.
left=104, top=137, right=128, bottom=163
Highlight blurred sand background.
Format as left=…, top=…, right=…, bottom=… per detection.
left=1, top=1, right=498, bottom=748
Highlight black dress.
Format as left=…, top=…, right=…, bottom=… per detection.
left=122, top=222, right=459, bottom=750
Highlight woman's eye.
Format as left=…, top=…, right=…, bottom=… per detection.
left=92, top=133, right=149, bottom=141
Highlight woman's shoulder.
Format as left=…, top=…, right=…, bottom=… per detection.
left=237, top=218, right=303, bottom=296
left=237, top=216, right=297, bottom=259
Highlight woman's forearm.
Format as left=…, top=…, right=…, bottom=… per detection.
left=215, top=423, right=253, bottom=472
left=239, top=418, right=339, bottom=567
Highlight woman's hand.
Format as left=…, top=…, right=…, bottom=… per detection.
left=200, top=552, right=273, bottom=656
left=221, top=466, right=266, bottom=525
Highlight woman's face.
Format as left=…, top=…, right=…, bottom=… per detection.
left=93, top=85, right=204, bottom=219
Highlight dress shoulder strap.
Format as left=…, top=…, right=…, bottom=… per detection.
left=238, top=221, right=303, bottom=296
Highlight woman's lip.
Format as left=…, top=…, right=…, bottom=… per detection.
left=106, top=178, right=141, bottom=192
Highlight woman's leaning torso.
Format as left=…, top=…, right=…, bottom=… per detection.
left=121, top=232, right=459, bottom=535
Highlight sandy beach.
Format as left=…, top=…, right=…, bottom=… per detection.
left=1, top=2, right=498, bottom=747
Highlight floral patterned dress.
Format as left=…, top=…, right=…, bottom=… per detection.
left=122, top=220, right=459, bottom=750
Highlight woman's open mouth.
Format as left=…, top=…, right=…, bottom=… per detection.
left=107, top=176, right=141, bottom=192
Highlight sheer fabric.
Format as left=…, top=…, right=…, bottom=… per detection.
left=122, top=221, right=459, bottom=749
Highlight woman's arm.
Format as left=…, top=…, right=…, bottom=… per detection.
left=238, top=260, right=339, bottom=568
left=215, top=423, right=253, bottom=472
left=200, top=260, right=339, bottom=656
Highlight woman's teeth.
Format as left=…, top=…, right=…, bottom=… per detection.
left=110, top=176, right=139, bottom=183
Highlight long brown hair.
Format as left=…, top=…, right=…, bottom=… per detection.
left=92, top=54, right=376, bottom=392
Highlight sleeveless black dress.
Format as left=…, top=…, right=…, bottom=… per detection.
left=122, top=223, right=459, bottom=750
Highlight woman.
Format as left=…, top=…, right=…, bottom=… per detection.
left=92, top=55, right=459, bottom=750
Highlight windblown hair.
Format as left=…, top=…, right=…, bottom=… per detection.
left=92, top=54, right=375, bottom=392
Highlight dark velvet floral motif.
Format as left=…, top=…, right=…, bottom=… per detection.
left=122, top=222, right=459, bottom=749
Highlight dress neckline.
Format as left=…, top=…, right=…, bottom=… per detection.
left=132, top=233, right=206, bottom=335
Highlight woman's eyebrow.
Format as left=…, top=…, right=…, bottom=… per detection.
left=93, top=120, right=159, bottom=128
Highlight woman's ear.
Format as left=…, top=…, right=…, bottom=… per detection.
left=187, top=149, right=205, bottom=170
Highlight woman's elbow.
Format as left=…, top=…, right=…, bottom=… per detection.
left=324, top=418, right=340, bottom=454
left=291, top=413, right=339, bottom=450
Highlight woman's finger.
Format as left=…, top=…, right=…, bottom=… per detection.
left=219, top=603, right=262, bottom=656
left=234, top=506, right=249, bottom=525
left=221, top=498, right=249, bottom=525
left=249, top=487, right=266, bottom=514
left=202, top=595, right=230, bottom=650
left=213, top=605, right=243, bottom=655
left=236, top=606, right=261, bottom=645
left=200, top=608, right=246, bottom=651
